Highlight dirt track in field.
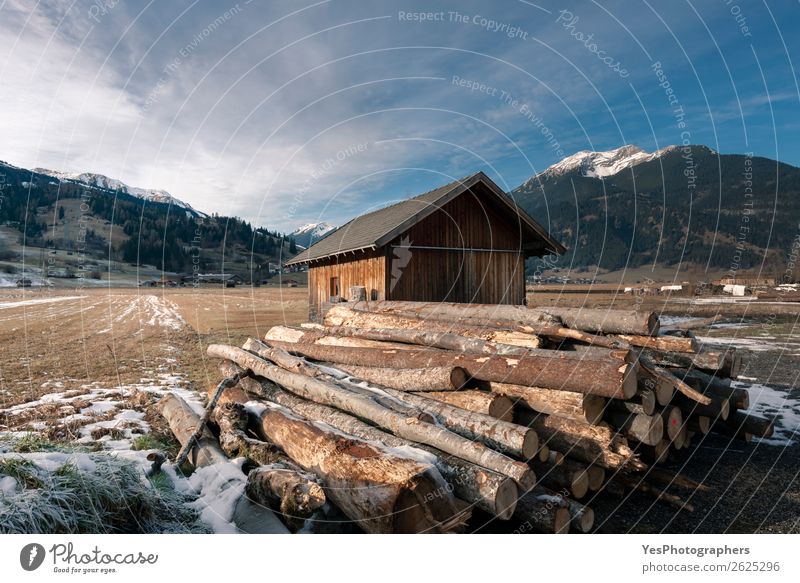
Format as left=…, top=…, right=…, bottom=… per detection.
left=0, top=286, right=307, bottom=413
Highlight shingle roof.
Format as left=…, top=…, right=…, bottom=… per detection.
left=285, top=171, right=564, bottom=266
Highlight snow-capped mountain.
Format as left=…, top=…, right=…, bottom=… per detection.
left=524, top=145, right=691, bottom=185
left=33, top=168, right=204, bottom=216
left=290, top=222, right=336, bottom=248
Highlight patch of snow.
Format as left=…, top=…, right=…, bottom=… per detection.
left=733, top=381, right=800, bottom=446
left=525, top=144, right=679, bottom=184
left=186, top=459, right=248, bottom=534
left=0, top=296, right=85, bottom=309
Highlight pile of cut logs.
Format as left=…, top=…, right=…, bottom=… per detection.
left=157, top=300, right=774, bottom=534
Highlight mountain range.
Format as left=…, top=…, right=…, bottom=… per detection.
left=512, top=144, right=800, bottom=275
left=32, top=167, right=203, bottom=216
left=289, top=222, right=336, bottom=248
left=0, top=160, right=297, bottom=275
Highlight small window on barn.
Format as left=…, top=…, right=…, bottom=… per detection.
left=329, top=277, right=339, bottom=298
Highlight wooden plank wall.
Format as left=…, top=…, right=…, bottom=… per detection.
left=388, top=249, right=525, bottom=304
left=307, top=249, right=386, bottom=320
left=387, top=187, right=526, bottom=304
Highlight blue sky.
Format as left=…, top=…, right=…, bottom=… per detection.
left=1, top=0, right=798, bottom=231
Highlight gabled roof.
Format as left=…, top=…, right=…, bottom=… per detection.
left=285, top=171, right=565, bottom=266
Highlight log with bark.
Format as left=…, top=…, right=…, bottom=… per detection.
left=678, top=371, right=750, bottom=410
left=207, top=344, right=534, bottom=489
left=636, top=440, right=670, bottom=465
left=673, top=391, right=730, bottom=421
left=603, top=409, right=664, bottom=446
left=490, top=382, right=606, bottom=425
left=515, top=409, right=645, bottom=471
left=715, top=410, right=775, bottom=439
left=308, top=325, right=534, bottom=356
left=424, top=390, right=514, bottom=422
left=685, top=415, right=711, bottom=434
left=585, top=464, right=606, bottom=491
left=156, top=393, right=228, bottom=467
left=643, top=347, right=742, bottom=378
left=368, top=387, right=539, bottom=460
left=658, top=406, right=683, bottom=442
left=324, top=305, right=542, bottom=349
left=513, top=492, right=571, bottom=534
left=333, top=363, right=471, bottom=391
left=262, top=338, right=638, bottom=399
left=611, top=334, right=699, bottom=353
left=519, top=486, right=594, bottom=533
left=351, top=300, right=659, bottom=336
left=211, top=400, right=326, bottom=530
left=530, top=459, right=589, bottom=499
left=211, top=380, right=467, bottom=533
left=156, top=392, right=290, bottom=534
left=639, top=358, right=711, bottom=405
left=218, top=360, right=519, bottom=520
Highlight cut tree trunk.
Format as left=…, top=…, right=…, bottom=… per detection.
left=262, top=339, right=638, bottom=399
left=217, top=384, right=467, bottom=533
left=211, top=400, right=326, bottom=531
left=659, top=406, right=684, bottom=441
left=518, top=486, right=594, bottom=533
left=603, top=410, right=664, bottom=446
left=315, top=325, right=533, bottom=356
left=218, top=360, right=518, bottom=520
left=246, top=465, right=326, bottom=531
left=639, top=358, right=711, bottom=405
left=611, top=334, right=699, bottom=353
left=324, top=305, right=542, bottom=349
left=685, top=415, right=711, bottom=434
left=207, top=344, right=534, bottom=488
left=515, top=409, right=645, bottom=471
left=375, top=388, right=539, bottom=460
left=638, top=370, right=675, bottom=407
left=333, top=364, right=470, bottom=391
left=351, top=300, right=659, bottom=336
left=513, top=492, right=571, bottom=534
left=717, top=410, right=775, bottom=439
left=673, top=391, right=730, bottom=421
left=629, top=388, right=658, bottom=415
left=530, top=459, right=589, bottom=499
left=490, top=383, right=606, bottom=425
left=424, top=390, right=514, bottom=422
left=585, top=464, right=605, bottom=491
left=644, top=347, right=741, bottom=377
left=156, top=393, right=228, bottom=467
left=636, top=440, right=670, bottom=465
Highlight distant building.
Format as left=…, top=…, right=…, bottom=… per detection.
left=197, top=273, right=244, bottom=286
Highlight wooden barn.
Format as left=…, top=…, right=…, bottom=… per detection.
left=284, top=172, right=565, bottom=320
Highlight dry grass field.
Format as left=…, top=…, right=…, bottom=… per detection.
left=0, top=287, right=307, bottom=428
